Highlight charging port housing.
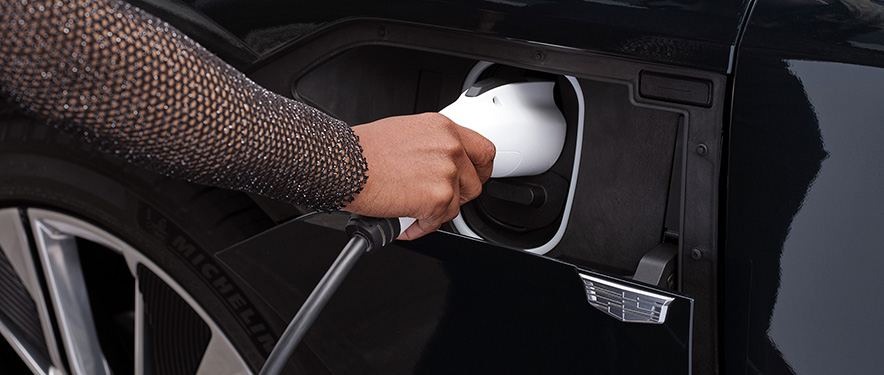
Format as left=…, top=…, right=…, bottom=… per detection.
left=290, top=45, right=697, bottom=285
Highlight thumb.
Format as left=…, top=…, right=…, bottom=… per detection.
left=397, top=219, right=432, bottom=241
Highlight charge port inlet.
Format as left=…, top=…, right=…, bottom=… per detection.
left=451, top=64, right=583, bottom=253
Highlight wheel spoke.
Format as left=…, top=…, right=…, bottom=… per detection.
left=0, top=208, right=64, bottom=374
left=195, top=332, right=251, bottom=375
left=31, top=217, right=111, bottom=375
left=134, top=281, right=148, bottom=375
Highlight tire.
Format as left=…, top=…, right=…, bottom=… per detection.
left=0, top=114, right=279, bottom=374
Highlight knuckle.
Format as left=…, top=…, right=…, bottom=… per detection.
left=481, top=141, right=496, bottom=165
left=439, top=161, right=458, bottom=179
left=422, top=112, right=451, bottom=128
left=429, top=112, right=450, bottom=123
left=441, top=138, right=462, bottom=156
left=429, top=185, right=455, bottom=207
left=473, top=141, right=497, bottom=167
left=463, top=181, right=482, bottom=201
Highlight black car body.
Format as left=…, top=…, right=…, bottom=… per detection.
left=1, top=0, right=883, bottom=374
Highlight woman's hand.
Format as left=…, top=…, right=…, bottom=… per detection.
left=345, top=113, right=495, bottom=240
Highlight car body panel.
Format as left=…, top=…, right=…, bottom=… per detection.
left=113, top=0, right=884, bottom=374
left=217, top=217, right=694, bottom=374
left=135, top=0, right=752, bottom=73
left=1, top=0, right=881, bottom=373
left=726, top=0, right=884, bottom=373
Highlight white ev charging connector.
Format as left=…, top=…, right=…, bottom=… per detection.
left=440, top=79, right=567, bottom=178
left=399, top=79, right=568, bottom=233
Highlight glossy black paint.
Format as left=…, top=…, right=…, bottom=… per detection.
left=156, top=0, right=752, bottom=73
left=100, top=0, right=884, bottom=373
left=726, top=0, right=884, bottom=373
left=244, top=23, right=726, bottom=370
left=218, top=216, right=693, bottom=374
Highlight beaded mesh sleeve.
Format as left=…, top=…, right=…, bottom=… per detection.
left=0, top=0, right=368, bottom=211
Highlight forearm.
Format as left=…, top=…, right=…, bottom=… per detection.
left=0, top=0, right=367, bottom=210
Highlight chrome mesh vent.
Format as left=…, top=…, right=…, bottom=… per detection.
left=579, top=273, right=674, bottom=324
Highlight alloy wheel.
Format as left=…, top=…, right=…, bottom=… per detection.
left=0, top=208, right=252, bottom=375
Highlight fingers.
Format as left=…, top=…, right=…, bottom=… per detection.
left=399, top=181, right=463, bottom=240
left=456, top=149, right=483, bottom=205
left=453, top=124, right=496, bottom=183
left=347, top=113, right=497, bottom=242
left=398, top=218, right=430, bottom=241
left=399, top=117, right=493, bottom=240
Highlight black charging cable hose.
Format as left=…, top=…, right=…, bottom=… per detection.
left=257, top=215, right=404, bottom=375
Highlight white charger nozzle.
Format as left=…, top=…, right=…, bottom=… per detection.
left=440, top=80, right=567, bottom=178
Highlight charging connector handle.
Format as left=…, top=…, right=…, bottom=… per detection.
left=258, top=215, right=402, bottom=375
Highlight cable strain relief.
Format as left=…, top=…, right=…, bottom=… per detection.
left=345, top=214, right=400, bottom=251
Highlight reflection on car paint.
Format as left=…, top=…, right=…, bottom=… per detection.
left=768, top=60, right=884, bottom=375
left=727, top=1, right=884, bottom=373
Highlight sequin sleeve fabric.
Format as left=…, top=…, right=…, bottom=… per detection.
left=0, top=0, right=368, bottom=211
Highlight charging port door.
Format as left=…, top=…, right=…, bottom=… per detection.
left=217, top=218, right=693, bottom=374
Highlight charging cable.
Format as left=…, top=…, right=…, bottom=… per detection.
left=257, top=215, right=408, bottom=375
